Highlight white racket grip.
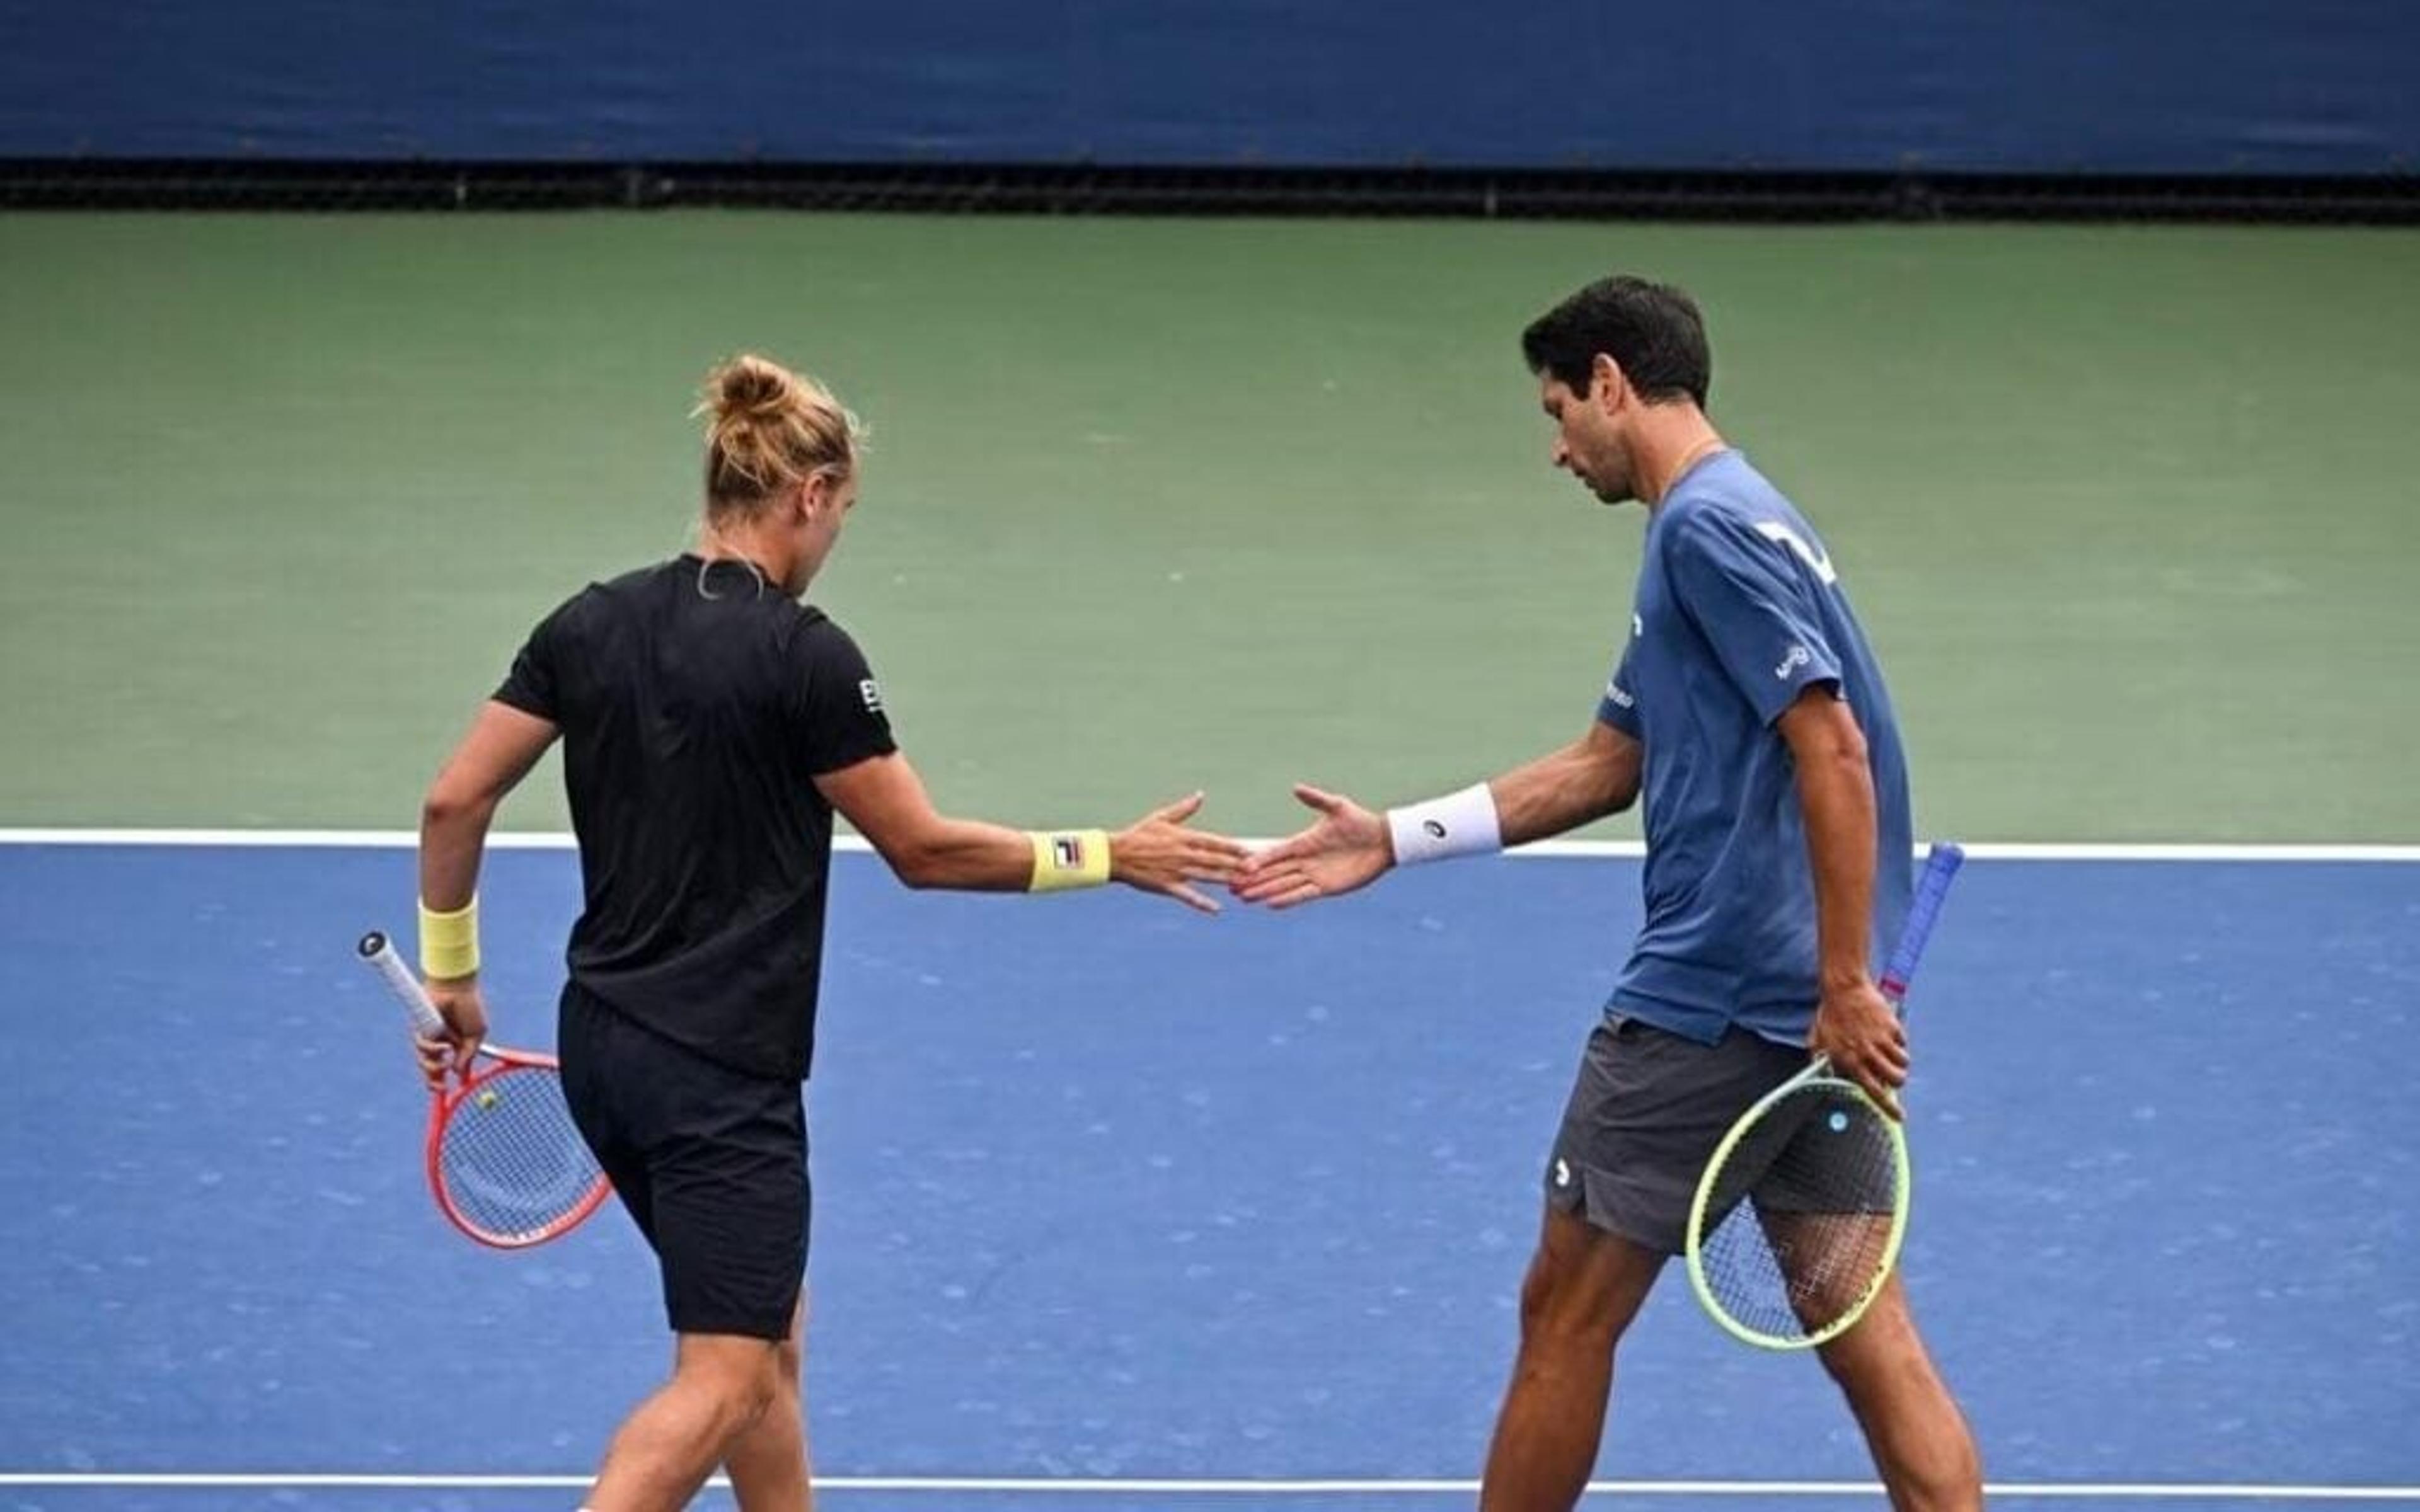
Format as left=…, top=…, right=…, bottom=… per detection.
left=357, top=931, right=450, bottom=1039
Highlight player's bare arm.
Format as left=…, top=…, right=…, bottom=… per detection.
left=1777, top=684, right=1908, bottom=1118
left=414, top=699, right=558, bottom=1081
left=815, top=751, right=1248, bottom=914
left=1233, top=721, right=1641, bottom=910
left=1491, top=719, right=1644, bottom=845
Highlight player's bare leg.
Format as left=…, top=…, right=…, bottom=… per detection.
left=1478, top=1205, right=1666, bottom=1512
left=585, top=1332, right=784, bottom=1512
left=1814, top=1274, right=1982, bottom=1512
left=1757, top=1210, right=1896, bottom=1334
left=723, top=1300, right=812, bottom=1511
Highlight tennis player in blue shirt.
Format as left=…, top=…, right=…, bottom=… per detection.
left=1235, top=277, right=1982, bottom=1512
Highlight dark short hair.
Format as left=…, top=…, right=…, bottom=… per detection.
left=1521, top=276, right=1712, bottom=408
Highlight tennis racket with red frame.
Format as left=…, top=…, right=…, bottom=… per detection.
left=356, top=931, right=610, bottom=1249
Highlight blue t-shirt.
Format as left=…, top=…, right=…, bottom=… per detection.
left=1595, top=452, right=1912, bottom=1047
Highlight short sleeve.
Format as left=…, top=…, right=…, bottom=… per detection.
left=1596, top=637, right=1642, bottom=738
left=793, top=619, right=899, bottom=776
left=493, top=595, right=578, bottom=720
left=1662, top=512, right=1843, bottom=727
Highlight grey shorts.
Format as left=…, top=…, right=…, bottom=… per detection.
left=1544, top=1015, right=1808, bottom=1254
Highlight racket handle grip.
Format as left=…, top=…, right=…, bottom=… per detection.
left=358, top=930, right=451, bottom=1039
left=1879, top=842, right=1965, bottom=1003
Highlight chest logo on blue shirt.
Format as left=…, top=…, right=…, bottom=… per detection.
left=1753, top=520, right=1839, bottom=586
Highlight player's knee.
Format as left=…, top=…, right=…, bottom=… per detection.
left=722, top=1351, right=782, bottom=1426
left=683, top=1340, right=783, bottom=1429
left=1516, top=1257, right=1559, bottom=1327
left=1516, top=1254, right=1620, bottom=1349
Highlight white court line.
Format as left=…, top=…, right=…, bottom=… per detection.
left=0, top=1474, right=2414, bottom=1499
left=0, top=828, right=2414, bottom=862
left=0, top=827, right=573, bottom=850
left=0, top=1474, right=2416, bottom=1499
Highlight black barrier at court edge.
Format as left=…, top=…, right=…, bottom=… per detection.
left=1, top=159, right=2415, bottom=223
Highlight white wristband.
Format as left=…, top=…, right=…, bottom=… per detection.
left=1386, top=782, right=1504, bottom=867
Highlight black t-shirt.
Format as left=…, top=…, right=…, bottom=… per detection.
left=493, top=555, right=897, bottom=1082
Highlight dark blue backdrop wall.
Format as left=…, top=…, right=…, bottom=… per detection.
left=3, top=0, right=2412, bottom=174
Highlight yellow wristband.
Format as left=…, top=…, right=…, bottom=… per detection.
left=418, top=895, right=481, bottom=980
left=1027, top=830, right=1112, bottom=892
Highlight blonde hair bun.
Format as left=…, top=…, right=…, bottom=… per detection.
left=707, top=354, right=798, bottom=425
left=696, top=353, right=863, bottom=510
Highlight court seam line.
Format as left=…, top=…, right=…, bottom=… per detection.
left=0, top=1474, right=2414, bottom=1498
left=0, top=828, right=2415, bottom=862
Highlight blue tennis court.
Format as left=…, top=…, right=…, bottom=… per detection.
left=1, top=839, right=2412, bottom=1509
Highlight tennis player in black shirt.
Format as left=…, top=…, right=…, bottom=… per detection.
left=410, top=354, right=1245, bottom=1512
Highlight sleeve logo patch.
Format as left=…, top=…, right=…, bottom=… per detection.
left=1753, top=520, right=1839, bottom=585
left=1774, top=644, right=1812, bottom=680
left=858, top=679, right=885, bottom=714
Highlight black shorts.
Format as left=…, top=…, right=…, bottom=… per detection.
left=1543, top=1016, right=1807, bottom=1254
left=558, top=982, right=809, bottom=1341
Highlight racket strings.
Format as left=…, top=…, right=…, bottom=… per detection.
left=1697, top=1082, right=1903, bottom=1344
left=437, top=1068, right=603, bottom=1242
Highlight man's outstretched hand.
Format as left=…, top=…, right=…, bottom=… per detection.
left=1230, top=784, right=1394, bottom=910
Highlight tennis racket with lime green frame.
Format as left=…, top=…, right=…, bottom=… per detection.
left=1683, top=841, right=1965, bottom=1350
